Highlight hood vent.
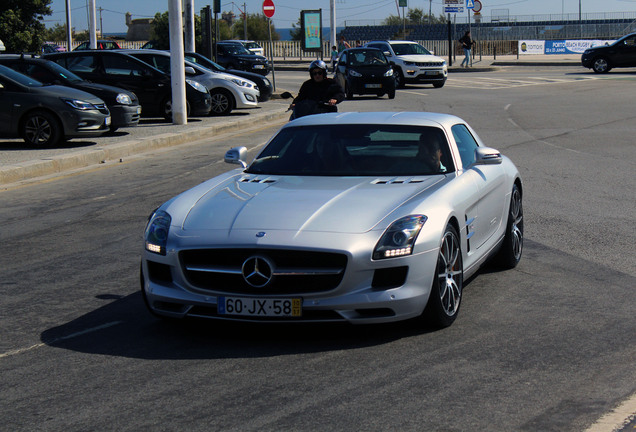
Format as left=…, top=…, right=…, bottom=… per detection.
left=239, top=176, right=276, bottom=184
left=373, top=178, right=426, bottom=185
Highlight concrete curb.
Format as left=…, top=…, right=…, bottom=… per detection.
left=0, top=107, right=290, bottom=186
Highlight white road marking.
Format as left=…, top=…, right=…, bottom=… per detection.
left=0, top=321, right=123, bottom=359
left=400, top=90, right=429, bottom=96
left=585, top=393, right=636, bottom=432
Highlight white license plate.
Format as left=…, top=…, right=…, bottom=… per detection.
left=254, top=64, right=264, bottom=69
left=365, top=83, right=382, bottom=88
left=218, top=296, right=302, bottom=317
left=136, top=106, right=142, bottom=114
left=105, top=116, right=111, bottom=126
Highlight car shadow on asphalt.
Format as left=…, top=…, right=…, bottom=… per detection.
left=39, top=288, right=448, bottom=360
left=0, top=139, right=99, bottom=150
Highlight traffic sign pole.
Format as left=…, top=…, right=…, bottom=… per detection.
left=263, top=0, right=276, bottom=90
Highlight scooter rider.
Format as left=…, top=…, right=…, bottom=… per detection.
left=291, top=60, right=344, bottom=113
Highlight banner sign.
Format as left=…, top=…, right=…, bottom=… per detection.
left=301, top=10, right=322, bottom=51
left=519, top=39, right=615, bottom=55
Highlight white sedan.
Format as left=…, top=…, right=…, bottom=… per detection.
left=141, top=112, right=523, bottom=328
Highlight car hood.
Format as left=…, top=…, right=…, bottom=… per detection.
left=348, top=65, right=392, bottom=75
left=398, top=54, right=444, bottom=63
left=175, top=173, right=441, bottom=234
left=234, top=54, right=267, bottom=62
left=75, top=82, right=137, bottom=101
left=35, top=84, right=105, bottom=104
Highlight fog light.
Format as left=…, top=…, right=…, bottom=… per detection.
left=245, top=94, right=255, bottom=102
left=78, top=121, right=88, bottom=127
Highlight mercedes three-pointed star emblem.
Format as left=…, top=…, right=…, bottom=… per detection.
left=241, top=256, right=274, bottom=287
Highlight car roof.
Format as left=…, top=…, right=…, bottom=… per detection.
left=286, top=112, right=463, bottom=129
left=368, top=40, right=417, bottom=44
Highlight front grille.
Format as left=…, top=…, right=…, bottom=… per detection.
left=94, top=103, right=109, bottom=115
left=180, top=249, right=348, bottom=295
left=415, top=62, right=443, bottom=67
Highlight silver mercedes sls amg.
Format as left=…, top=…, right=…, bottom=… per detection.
left=141, top=112, right=523, bottom=328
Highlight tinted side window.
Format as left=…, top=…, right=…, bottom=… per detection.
left=65, top=55, right=98, bottom=73
left=451, top=124, right=479, bottom=168
left=103, top=55, right=145, bottom=77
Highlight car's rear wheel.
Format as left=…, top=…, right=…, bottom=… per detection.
left=22, top=110, right=63, bottom=148
left=393, top=67, right=405, bottom=88
left=423, top=224, right=463, bottom=328
left=592, top=57, right=611, bottom=73
left=209, top=89, right=235, bottom=116
left=493, top=184, right=523, bottom=269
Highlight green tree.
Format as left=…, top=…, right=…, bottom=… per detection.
left=382, top=15, right=402, bottom=26
left=289, top=17, right=302, bottom=41
left=232, top=13, right=279, bottom=41
left=0, top=0, right=52, bottom=52
left=408, top=8, right=424, bottom=25
left=44, top=22, right=67, bottom=41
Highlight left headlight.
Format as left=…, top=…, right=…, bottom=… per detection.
left=61, top=98, right=98, bottom=110
left=115, top=93, right=133, bottom=105
left=145, top=210, right=171, bottom=255
left=226, top=77, right=250, bottom=88
left=186, top=79, right=209, bottom=93
left=349, top=69, right=362, bottom=77
left=384, top=68, right=394, bottom=76
left=373, top=215, right=427, bottom=260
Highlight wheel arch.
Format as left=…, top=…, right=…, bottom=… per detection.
left=18, top=107, right=66, bottom=135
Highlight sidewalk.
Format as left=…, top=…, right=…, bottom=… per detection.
left=0, top=54, right=582, bottom=188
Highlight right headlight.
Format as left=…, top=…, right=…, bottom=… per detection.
left=145, top=210, right=171, bottom=255
left=373, top=215, right=427, bottom=260
left=349, top=69, right=362, bottom=77
left=115, top=93, right=132, bottom=105
left=186, top=79, right=209, bottom=93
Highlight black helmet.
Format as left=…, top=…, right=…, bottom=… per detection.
left=309, top=59, right=328, bottom=78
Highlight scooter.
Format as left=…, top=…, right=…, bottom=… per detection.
left=281, top=92, right=338, bottom=121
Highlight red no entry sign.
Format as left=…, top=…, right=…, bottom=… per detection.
left=263, top=0, right=275, bottom=18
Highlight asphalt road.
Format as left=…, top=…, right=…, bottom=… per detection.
left=1, top=66, right=635, bottom=432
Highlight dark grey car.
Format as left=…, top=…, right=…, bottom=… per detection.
left=0, top=54, right=141, bottom=131
left=0, top=64, right=111, bottom=147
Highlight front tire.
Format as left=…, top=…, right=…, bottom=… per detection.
left=433, top=81, right=445, bottom=88
left=393, top=67, right=405, bottom=88
left=493, top=184, right=523, bottom=269
left=345, top=84, right=354, bottom=100
left=592, top=57, right=611, bottom=73
left=209, top=89, right=234, bottom=116
left=22, top=110, right=63, bottom=148
left=423, top=224, right=463, bottom=328
left=162, top=99, right=191, bottom=121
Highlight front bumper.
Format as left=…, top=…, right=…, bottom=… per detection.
left=404, top=67, right=448, bottom=83
left=61, top=110, right=111, bottom=138
left=141, top=242, right=439, bottom=325
left=188, top=92, right=212, bottom=117
left=110, top=104, right=141, bottom=128
left=348, top=76, right=396, bottom=95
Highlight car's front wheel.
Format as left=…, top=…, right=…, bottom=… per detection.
left=345, top=84, right=354, bottom=100
left=22, top=110, right=63, bottom=148
left=433, top=81, right=445, bottom=88
left=162, top=99, right=191, bottom=121
left=423, top=224, right=463, bottom=328
left=592, top=57, right=611, bottom=73
left=493, top=183, right=523, bottom=269
left=393, top=67, right=405, bottom=88
left=209, top=89, right=234, bottom=116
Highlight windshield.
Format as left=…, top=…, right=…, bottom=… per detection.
left=348, top=49, right=389, bottom=67
left=221, top=44, right=252, bottom=55
left=0, top=64, right=43, bottom=87
left=45, top=61, right=84, bottom=83
left=185, top=53, right=225, bottom=71
left=246, top=124, right=454, bottom=176
left=392, top=43, right=432, bottom=56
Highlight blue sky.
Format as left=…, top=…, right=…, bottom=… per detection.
left=46, top=0, right=636, bottom=34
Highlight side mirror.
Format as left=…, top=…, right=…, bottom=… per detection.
left=474, top=147, right=503, bottom=165
left=184, top=66, right=196, bottom=75
left=225, top=146, right=248, bottom=168
left=384, top=51, right=392, bottom=57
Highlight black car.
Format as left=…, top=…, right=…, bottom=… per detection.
left=215, top=42, right=270, bottom=76
left=0, top=64, right=111, bottom=147
left=184, top=52, right=273, bottom=102
left=74, top=40, right=122, bottom=50
left=581, top=33, right=636, bottom=73
left=43, top=50, right=211, bottom=120
left=334, top=48, right=396, bottom=99
left=0, top=54, right=141, bottom=131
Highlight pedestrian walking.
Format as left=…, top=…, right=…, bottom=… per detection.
left=459, top=31, right=475, bottom=67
